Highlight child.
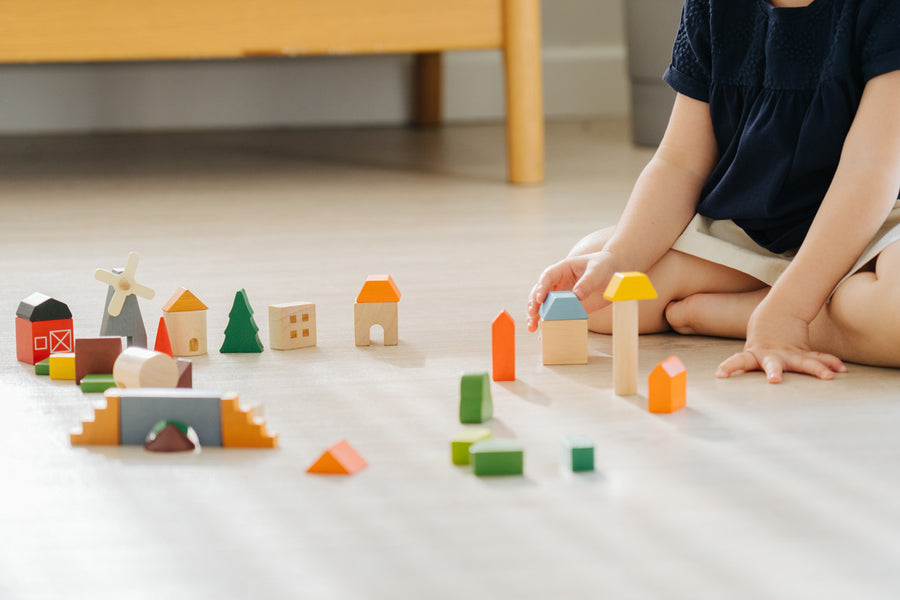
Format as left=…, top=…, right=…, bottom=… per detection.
left=527, top=0, right=900, bottom=383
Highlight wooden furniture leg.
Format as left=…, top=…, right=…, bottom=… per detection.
left=502, top=0, right=544, bottom=184
left=413, top=52, right=443, bottom=127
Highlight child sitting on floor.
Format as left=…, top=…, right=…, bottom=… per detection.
left=527, top=0, right=900, bottom=383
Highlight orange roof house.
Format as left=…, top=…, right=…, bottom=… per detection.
left=162, top=288, right=208, bottom=356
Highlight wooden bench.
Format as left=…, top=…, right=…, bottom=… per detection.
left=1, top=0, right=545, bottom=183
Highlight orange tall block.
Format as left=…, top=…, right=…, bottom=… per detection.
left=220, top=394, right=279, bottom=448
left=154, top=316, right=174, bottom=357
left=307, top=439, right=368, bottom=475
left=648, top=356, right=686, bottom=414
left=492, top=309, right=515, bottom=381
left=70, top=393, right=121, bottom=445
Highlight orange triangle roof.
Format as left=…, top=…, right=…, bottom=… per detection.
left=307, top=440, right=368, bottom=475
left=162, top=288, right=208, bottom=312
left=356, top=275, right=401, bottom=303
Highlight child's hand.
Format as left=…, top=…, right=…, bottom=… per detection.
left=526, top=250, right=619, bottom=332
left=716, top=301, right=846, bottom=383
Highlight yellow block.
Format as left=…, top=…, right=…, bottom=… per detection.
left=49, top=353, right=76, bottom=380
left=603, top=272, right=658, bottom=302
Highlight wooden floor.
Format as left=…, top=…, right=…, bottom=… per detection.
left=3, top=120, right=900, bottom=599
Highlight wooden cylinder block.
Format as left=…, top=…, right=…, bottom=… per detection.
left=113, top=347, right=179, bottom=389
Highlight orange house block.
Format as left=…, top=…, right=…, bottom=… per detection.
left=648, top=356, right=686, bottom=414
left=491, top=309, right=515, bottom=381
left=307, top=439, right=368, bottom=475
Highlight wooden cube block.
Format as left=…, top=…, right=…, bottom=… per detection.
left=269, top=302, right=317, bottom=350
left=49, top=353, right=76, bottom=380
left=540, top=319, right=588, bottom=365
left=470, top=439, right=524, bottom=476
left=451, top=427, right=492, bottom=465
left=561, top=434, right=594, bottom=472
left=459, top=372, right=492, bottom=424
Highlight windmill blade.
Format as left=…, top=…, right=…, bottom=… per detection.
left=131, top=282, right=156, bottom=300
left=95, top=268, right=120, bottom=286
left=123, top=252, right=140, bottom=279
left=107, top=290, right=127, bottom=317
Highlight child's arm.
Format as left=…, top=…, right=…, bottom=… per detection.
left=526, top=93, right=718, bottom=332
left=718, top=70, right=900, bottom=382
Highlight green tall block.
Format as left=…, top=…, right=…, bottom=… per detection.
left=459, top=371, right=492, bottom=424
left=562, top=435, right=594, bottom=472
left=470, top=439, right=524, bottom=476
left=451, top=427, right=492, bottom=465
left=220, top=289, right=264, bottom=353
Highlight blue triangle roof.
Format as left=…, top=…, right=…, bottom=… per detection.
left=539, top=291, right=587, bottom=321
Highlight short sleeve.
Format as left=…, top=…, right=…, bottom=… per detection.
left=662, top=0, right=712, bottom=103
left=856, top=0, right=900, bottom=82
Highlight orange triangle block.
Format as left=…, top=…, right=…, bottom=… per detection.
left=154, top=316, right=174, bottom=357
left=307, top=439, right=368, bottom=475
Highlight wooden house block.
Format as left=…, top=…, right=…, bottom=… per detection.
left=112, top=346, right=178, bottom=388
left=162, top=288, right=208, bottom=356
left=307, top=439, right=367, bottom=475
left=459, top=371, right=493, bottom=424
left=540, top=320, right=588, bottom=365
left=470, top=439, right=524, bottom=476
left=603, top=272, right=657, bottom=396
left=16, top=293, right=74, bottom=365
left=74, top=336, right=123, bottom=384
left=354, top=302, right=398, bottom=346
left=355, top=275, right=401, bottom=303
left=451, top=427, right=492, bottom=465
left=648, top=355, right=686, bottom=414
left=561, top=435, right=594, bottom=472
left=491, top=309, right=515, bottom=381
left=268, top=302, right=317, bottom=350
left=49, top=353, right=77, bottom=380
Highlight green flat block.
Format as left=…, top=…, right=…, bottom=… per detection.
left=459, top=371, right=492, bottom=424
left=562, top=435, right=595, bottom=472
left=470, top=439, right=524, bottom=476
left=451, top=427, right=492, bottom=465
left=80, top=374, right=117, bottom=393
left=35, top=358, right=50, bottom=376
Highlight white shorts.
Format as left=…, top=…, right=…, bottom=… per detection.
left=671, top=200, right=900, bottom=293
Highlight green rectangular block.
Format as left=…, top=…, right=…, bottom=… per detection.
left=459, top=371, right=492, bottom=424
left=470, top=439, right=524, bottom=476
left=80, top=374, right=118, bottom=394
left=35, top=358, right=50, bottom=376
left=451, top=427, right=492, bottom=465
left=562, top=435, right=594, bottom=472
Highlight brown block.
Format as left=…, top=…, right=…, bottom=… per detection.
left=75, top=337, right=124, bottom=385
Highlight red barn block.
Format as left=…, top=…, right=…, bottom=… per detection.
left=16, top=293, right=74, bottom=365
left=75, top=337, right=124, bottom=385
left=648, top=355, right=686, bottom=414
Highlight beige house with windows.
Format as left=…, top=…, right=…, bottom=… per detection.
left=269, top=302, right=317, bottom=350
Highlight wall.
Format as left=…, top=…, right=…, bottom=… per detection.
left=0, top=0, right=627, bottom=134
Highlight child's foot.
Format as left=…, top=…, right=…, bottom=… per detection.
left=664, top=288, right=769, bottom=338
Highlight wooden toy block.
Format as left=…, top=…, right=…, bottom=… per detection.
left=648, top=355, right=686, bottom=414
left=459, top=371, right=493, bottom=424
left=162, top=288, right=208, bottom=356
left=538, top=290, right=588, bottom=321
left=562, top=435, right=594, bottom=472
left=354, top=302, right=399, bottom=346
left=154, top=316, right=174, bottom=357
left=451, top=427, right=492, bottom=465
left=35, top=358, right=50, bottom=376
left=74, top=336, right=123, bottom=384
left=144, top=420, right=196, bottom=452
left=16, top=293, right=74, bottom=365
left=540, top=319, right=588, bottom=365
left=220, top=393, right=278, bottom=448
left=220, top=289, right=264, bottom=353
left=80, top=374, right=117, bottom=394
left=307, top=439, right=367, bottom=475
left=268, top=302, right=317, bottom=350
left=492, top=310, right=515, bottom=381
left=49, top=353, right=77, bottom=380
left=96, top=253, right=155, bottom=348
left=470, top=439, right=524, bottom=476
left=355, top=275, right=401, bottom=303
left=176, top=358, right=193, bottom=389
left=603, top=272, right=657, bottom=396
left=70, top=392, right=120, bottom=445
left=112, top=346, right=178, bottom=388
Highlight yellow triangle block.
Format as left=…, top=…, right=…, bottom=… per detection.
left=162, top=288, right=208, bottom=312
left=603, top=272, right=658, bottom=301
left=356, top=275, right=401, bottom=303
left=307, top=440, right=368, bottom=475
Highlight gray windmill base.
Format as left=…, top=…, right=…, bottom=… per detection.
left=100, top=272, right=148, bottom=348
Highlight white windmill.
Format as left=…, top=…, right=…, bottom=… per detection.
left=95, top=252, right=156, bottom=347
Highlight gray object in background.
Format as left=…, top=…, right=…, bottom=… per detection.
left=625, top=0, right=685, bottom=146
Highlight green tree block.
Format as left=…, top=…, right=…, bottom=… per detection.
left=459, top=371, right=492, bottom=424
left=562, top=435, right=594, bottom=472
left=220, top=289, right=264, bottom=353
left=35, top=358, right=50, bottom=376
left=451, top=427, right=492, bottom=465
left=470, top=439, right=524, bottom=476
left=80, top=374, right=117, bottom=393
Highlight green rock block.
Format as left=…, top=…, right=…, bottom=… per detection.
left=80, top=374, right=117, bottom=394
left=35, top=358, right=50, bottom=376
left=562, top=435, right=595, bottom=472
left=451, top=427, right=492, bottom=465
left=459, top=371, right=492, bottom=424
left=470, top=439, right=524, bottom=476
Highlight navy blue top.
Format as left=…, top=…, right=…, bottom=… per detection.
left=663, top=0, right=900, bottom=253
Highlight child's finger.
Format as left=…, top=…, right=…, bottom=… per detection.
left=715, top=351, right=760, bottom=378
